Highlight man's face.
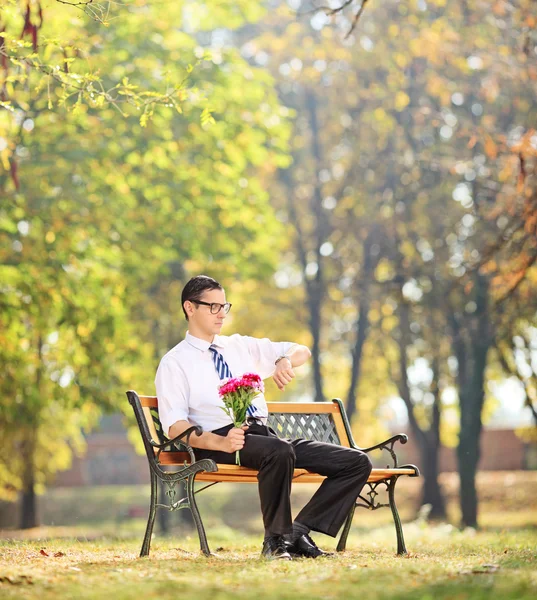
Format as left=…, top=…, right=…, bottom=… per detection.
left=186, top=288, right=228, bottom=337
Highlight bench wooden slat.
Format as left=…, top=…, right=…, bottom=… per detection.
left=268, top=402, right=340, bottom=413
left=158, top=451, right=415, bottom=483
left=140, top=395, right=158, bottom=408
left=195, top=467, right=416, bottom=484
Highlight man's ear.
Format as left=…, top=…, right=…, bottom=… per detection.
left=184, top=300, right=193, bottom=318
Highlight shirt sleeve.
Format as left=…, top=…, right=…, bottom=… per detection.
left=155, top=357, right=190, bottom=438
left=244, top=336, right=296, bottom=380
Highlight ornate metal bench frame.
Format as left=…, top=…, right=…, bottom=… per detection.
left=127, top=391, right=420, bottom=557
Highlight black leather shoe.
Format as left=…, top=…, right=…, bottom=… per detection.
left=261, top=536, right=292, bottom=560
left=285, top=534, right=333, bottom=558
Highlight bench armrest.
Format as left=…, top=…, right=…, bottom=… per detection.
left=150, top=425, right=203, bottom=463
left=353, top=434, right=408, bottom=468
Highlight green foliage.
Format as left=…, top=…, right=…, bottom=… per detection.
left=0, top=0, right=292, bottom=505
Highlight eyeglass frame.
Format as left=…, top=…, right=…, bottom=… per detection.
left=190, top=299, right=232, bottom=314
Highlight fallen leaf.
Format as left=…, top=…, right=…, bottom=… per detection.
left=472, top=564, right=500, bottom=574
left=39, top=549, right=49, bottom=557
left=53, top=552, right=65, bottom=558
left=0, top=575, right=34, bottom=585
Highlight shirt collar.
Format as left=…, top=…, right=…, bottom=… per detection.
left=185, top=331, right=225, bottom=352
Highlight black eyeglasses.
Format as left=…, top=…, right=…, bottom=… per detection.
left=191, top=300, right=232, bottom=314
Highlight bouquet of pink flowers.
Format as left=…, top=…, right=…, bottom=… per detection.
left=218, top=372, right=264, bottom=465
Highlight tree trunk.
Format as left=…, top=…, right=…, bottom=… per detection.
left=420, top=446, right=446, bottom=518
left=20, top=333, right=42, bottom=530
left=19, top=435, right=38, bottom=529
left=451, top=273, right=492, bottom=528
left=345, top=230, right=378, bottom=422
left=309, top=294, right=324, bottom=402
left=456, top=339, right=488, bottom=528
left=345, top=295, right=370, bottom=422
left=305, top=91, right=328, bottom=402
left=419, top=358, right=446, bottom=518
left=395, top=294, right=447, bottom=519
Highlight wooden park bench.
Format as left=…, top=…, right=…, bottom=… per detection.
left=127, top=390, right=420, bottom=557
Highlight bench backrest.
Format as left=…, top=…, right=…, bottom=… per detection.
left=128, top=392, right=352, bottom=455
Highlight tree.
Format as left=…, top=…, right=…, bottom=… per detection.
left=0, top=0, right=292, bottom=526
left=255, top=0, right=537, bottom=524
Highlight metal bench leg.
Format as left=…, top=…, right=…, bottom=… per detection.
left=336, top=503, right=356, bottom=552
left=187, top=474, right=211, bottom=556
left=141, top=470, right=158, bottom=557
left=388, top=477, right=407, bottom=555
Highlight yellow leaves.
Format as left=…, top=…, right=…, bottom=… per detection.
left=394, top=53, right=408, bottom=69
left=76, top=324, right=91, bottom=338
left=484, top=135, right=498, bottom=160
left=373, top=107, right=388, bottom=122
left=467, top=135, right=478, bottom=149
left=0, top=148, right=10, bottom=170
left=45, top=231, right=56, bottom=244
left=286, top=22, right=303, bottom=38
left=492, top=0, right=507, bottom=16
left=201, top=106, right=216, bottom=127
left=375, top=258, right=395, bottom=283
left=400, top=240, right=416, bottom=258
left=409, top=38, right=424, bottom=57
left=368, top=307, right=381, bottom=323
left=498, top=163, right=514, bottom=182
left=394, top=91, right=410, bottom=112
left=381, top=315, right=398, bottom=333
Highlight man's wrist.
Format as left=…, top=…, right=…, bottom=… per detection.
left=275, top=354, right=291, bottom=366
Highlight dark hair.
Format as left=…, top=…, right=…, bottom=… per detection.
left=181, top=275, right=223, bottom=321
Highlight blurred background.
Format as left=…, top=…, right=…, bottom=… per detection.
left=1, top=0, right=536, bottom=540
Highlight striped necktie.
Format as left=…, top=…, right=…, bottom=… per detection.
left=209, top=345, right=232, bottom=380
left=209, top=345, right=256, bottom=417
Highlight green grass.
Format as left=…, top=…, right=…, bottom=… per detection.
left=1, top=525, right=536, bottom=599
left=1, top=472, right=537, bottom=599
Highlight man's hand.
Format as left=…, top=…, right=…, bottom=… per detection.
left=273, top=357, right=295, bottom=391
left=220, top=426, right=248, bottom=453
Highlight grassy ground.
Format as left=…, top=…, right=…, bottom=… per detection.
left=1, top=472, right=536, bottom=599
left=1, top=526, right=536, bottom=600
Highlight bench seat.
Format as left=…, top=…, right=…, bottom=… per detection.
left=158, top=455, right=416, bottom=483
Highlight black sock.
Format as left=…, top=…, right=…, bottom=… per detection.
left=288, top=521, right=310, bottom=542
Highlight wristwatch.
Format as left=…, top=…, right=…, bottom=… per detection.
left=275, top=354, right=291, bottom=365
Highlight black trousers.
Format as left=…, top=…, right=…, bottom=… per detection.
left=194, top=422, right=373, bottom=538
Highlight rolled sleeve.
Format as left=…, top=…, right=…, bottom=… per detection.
left=245, top=336, right=295, bottom=380
left=155, top=359, right=190, bottom=437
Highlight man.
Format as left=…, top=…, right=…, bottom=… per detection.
left=155, top=275, right=372, bottom=560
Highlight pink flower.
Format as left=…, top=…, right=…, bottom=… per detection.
left=218, top=373, right=264, bottom=396
left=217, top=371, right=264, bottom=466
left=218, top=378, right=241, bottom=396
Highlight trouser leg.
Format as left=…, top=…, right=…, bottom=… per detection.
left=194, top=424, right=295, bottom=536
left=292, top=440, right=372, bottom=537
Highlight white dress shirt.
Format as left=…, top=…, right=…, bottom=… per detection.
left=155, top=331, right=294, bottom=436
